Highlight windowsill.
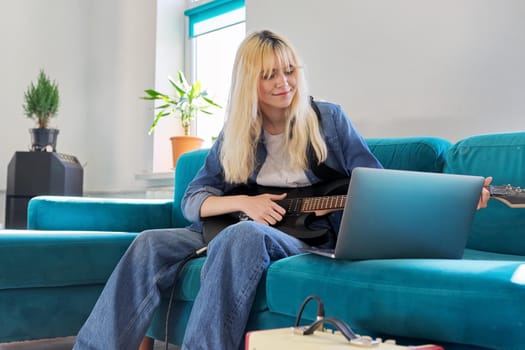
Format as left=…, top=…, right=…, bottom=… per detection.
left=135, top=171, right=175, bottom=199
left=135, top=171, right=175, bottom=187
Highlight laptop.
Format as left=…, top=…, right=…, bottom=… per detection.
left=306, top=167, right=484, bottom=260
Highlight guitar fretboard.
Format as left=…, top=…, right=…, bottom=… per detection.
left=281, top=195, right=347, bottom=214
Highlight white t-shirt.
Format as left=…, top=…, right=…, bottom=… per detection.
left=256, top=131, right=311, bottom=188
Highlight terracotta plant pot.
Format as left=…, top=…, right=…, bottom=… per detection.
left=170, top=135, right=204, bottom=168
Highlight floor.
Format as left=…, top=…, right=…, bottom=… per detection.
left=0, top=337, right=179, bottom=350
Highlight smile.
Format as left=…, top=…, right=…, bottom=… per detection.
left=273, top=90, right=292, bottom=96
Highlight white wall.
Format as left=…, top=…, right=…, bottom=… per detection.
left=247, top=0, right=525, bottom=141
left=152, top=0, right=187, bottom=172
left=84, top=0, right=157, bottom=193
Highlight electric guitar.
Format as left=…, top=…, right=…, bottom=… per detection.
left=202, top=180, right=524, bottom=243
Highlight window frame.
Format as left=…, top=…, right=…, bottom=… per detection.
left=185, top=0, right=245, bottom=38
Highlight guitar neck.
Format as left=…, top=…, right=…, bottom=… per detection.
left=277, top=183, right=525, bottom=213
left=279, top=195, right=347, bottom=214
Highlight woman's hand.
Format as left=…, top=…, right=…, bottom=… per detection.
left=477, top=177, right=492, bottom=209
left=200, top=192, right=287, bottom=225
left=240, top=193, right=287, bottom=225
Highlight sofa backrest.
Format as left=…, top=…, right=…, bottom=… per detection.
left=366, top=137, right=451, bottom=172
left=443, top=132, right=525, bottom=255
left=171, top=136, right=452, bottom=227
left=172, top=149, right=210, bottom=227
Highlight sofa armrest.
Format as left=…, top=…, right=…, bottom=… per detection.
left=27, top=195, right=174, bottom=232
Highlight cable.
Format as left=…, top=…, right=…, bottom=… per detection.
left=293, top=295, right=359, bottom=342
left=294, top=295, right=325, bottom=328
left=164, top=246, right=208, bottom=350
left=298, top=317, right=358, bottom=341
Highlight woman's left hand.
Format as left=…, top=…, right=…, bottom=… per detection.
left=477, top=177, right=492, bottom=210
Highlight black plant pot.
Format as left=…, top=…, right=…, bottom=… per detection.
left=30, top=128, right=59, bottom=152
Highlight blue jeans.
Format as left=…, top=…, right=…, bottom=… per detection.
left=73, top=221, right=308, bottom=350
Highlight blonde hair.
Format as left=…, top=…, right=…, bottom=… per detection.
left=220, top=30, right=327, bottom=184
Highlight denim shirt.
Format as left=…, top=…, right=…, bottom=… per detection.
left=181, top=101, right=383, bottom=236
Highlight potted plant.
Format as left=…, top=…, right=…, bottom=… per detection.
left=23, top=70, right=60, bottom=152
left=142, top=70, right=221, bottom=167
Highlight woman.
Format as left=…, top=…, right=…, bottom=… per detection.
left=74, top=30, right=490, bottom=350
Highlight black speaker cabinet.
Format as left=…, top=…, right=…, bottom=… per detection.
left=5, top=151, right=83, bottom=229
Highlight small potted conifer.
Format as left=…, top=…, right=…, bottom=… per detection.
left=23, top=69, right=60, bottom=152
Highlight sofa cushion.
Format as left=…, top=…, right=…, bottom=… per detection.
left=443, top=132, right=525, bottom=255
left=366, top=137, right=451, bottom=172
left=0, top=230, right=136, bottom=289
left=265, top=253, right=525, bottom=350
left=28, top=196, right=174, bottom=232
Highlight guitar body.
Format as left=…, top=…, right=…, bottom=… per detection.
left=202, top=178, right=350, bottom=244
left=202, top=211, right=324, bottom=243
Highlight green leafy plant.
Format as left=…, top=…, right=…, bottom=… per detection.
left=142, top=70, right=221, bottom=136
left=23, top=70, right=60, bottom=128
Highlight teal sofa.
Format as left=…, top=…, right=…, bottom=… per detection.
left=1, top=132, right=524, bottom=349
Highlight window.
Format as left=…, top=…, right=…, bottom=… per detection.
left=185, top=0, right=246, bottom=146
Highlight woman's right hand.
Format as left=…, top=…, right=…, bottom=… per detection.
left=200, top=192, right=287, bottom=226
left=239, top=193, right=287, bottom=225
